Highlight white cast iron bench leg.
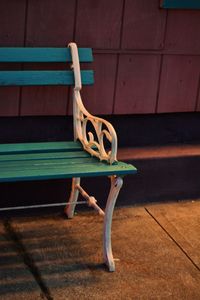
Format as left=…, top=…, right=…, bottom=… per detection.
left=65, top=177, right=80, bottom=218
left=103, top=175, right=123, bottom=271
left=65, top=175, right=123, bottom=271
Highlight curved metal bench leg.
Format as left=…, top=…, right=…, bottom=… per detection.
left=64, top=177, right=80, bottom=218
left=103, top=176, right=123, bottom=271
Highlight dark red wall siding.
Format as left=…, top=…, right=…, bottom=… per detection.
left=26, top=0, right=76, bottom=46
left=158, top=56, right=200, bottom=113
left=0, top=0, right=26, bottom=116
left=165, top=11, right=200, bottom=52
left=122, top=0, right=167, bottom=49
left=114, top=55, right=161, bottom=114
left=76, top=0, right=123, bottom=49
left=0, top=0, right=200, bottom=116
left=75, top=54, right=117, bottom=115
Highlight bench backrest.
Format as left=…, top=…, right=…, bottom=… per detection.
left=0, top=47, right=94, bottom=86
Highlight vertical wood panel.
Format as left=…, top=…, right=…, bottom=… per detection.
left=114, top=55, right=161, bottom=114
left=20, top=0, right=76, bottom=116
left=0, top=87, right=20, bottom=116
left=75, top=0, right=123, bottom=48
left=1, top=1, right=200, bottom=117
left=157, top=56, right=200, bottom=113
left=0, top=0, right=26, bottom=46
left=25, top=0, right=76, bottom=46
left=122, top=0, right=167, bottom=50
left=68, top=54, right=117, bottom=115
left=21, top=86, right=69, bottom=116
left=0, top=0, right=26, bottom=116
left=20, top=63, right=69, bottom=116
left=165, top=11, right=200, bottom=52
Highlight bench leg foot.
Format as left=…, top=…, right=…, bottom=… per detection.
left=64, top=177, right=80, bottom=218
left=103, top=176, right=123, bottom=272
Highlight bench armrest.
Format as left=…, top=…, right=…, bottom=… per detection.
left=73, top=90, right=117, bottom=164
left=68, top=42, right=117, bottom=164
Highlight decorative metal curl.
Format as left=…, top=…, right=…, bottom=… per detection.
left=73, top=90, right=117, bottom=164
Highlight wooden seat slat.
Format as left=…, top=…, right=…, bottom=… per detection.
left=0, top=150, right=90, bottom=162
left=0, top=159, right=136, bottom=182
left=0, top=141, right=82, bottom=154
left=0, top=156, right=97, bottom=168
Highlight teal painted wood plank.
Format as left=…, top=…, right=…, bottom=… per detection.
left=0, top=157, right=98, bottom=169
left=0, top=141, right=82, bottom=154
left=0, top=70, right=94, bottom=86
left=161, top=0, right=200, bottom=9
left=0, top=160, right=137, bottom=182
left=0, top=151, right=90, bottom=162
left=0, top=48, right=93, bottom=63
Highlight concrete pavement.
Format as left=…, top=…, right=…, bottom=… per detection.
left=0, top=200, right=200, bottom=299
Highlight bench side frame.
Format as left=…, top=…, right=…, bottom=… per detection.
left=68, top=43, right=118, bottom=165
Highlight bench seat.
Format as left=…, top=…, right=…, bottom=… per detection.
left=0, top=141, right=136, bottom=182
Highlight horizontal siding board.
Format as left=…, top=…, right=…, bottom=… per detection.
left=157, top=56, right=200, bottom=113
left=122, top=0, right=167, bottom=49
left=0, top=48, right=93, bottom=63
left=114, top=55, right=161, bottom=114
left=76, top=0, right=123, bottom=48
left=0, top=70, right=94, bottom=86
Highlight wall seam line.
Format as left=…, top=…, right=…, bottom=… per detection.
left=155, top=8, right=168, bottom=113
left=155, top=55, right=164, bottom=113
left=194, top=73, right=200, bottom=111
left=66, top=0, right=78, bottom=116
left=112, top=0, right=126, bottom=114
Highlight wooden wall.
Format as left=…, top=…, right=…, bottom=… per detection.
left=0, top=0, right=200, bottom=116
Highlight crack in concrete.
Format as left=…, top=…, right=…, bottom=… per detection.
left=3, top=219, right=53, bottom=300
left=144, top=207, right=200, bottom=273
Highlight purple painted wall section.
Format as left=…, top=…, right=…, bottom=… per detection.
left=0, top=0, right=200, bottom=116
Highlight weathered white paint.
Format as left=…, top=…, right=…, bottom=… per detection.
left=68, top=42, right=82, bottom=91
left=68, top=42, right=118, bottom=165
left=65, top=43, right=122, bottom=271
left=103, top=176, right=123, bottom=271
left=65, top=177, right=81, bottom=219
left=75, top=184, right=105, bottom=216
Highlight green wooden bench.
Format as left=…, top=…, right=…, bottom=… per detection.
left=0, top=43, right=137, bottom=271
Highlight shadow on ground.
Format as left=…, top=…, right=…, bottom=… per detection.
left=1, top=201, right=200, bottom=299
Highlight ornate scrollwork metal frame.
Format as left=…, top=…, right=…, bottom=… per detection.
left=69, top=43, right=118, bottom=164
left=66, top=43, right=122, bottom=271
left=73, top=90, right=117, bottom=164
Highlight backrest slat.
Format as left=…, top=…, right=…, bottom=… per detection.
left=0, top=48, right=93, bottom=63
left=0, top=70, right=94, bottom=86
